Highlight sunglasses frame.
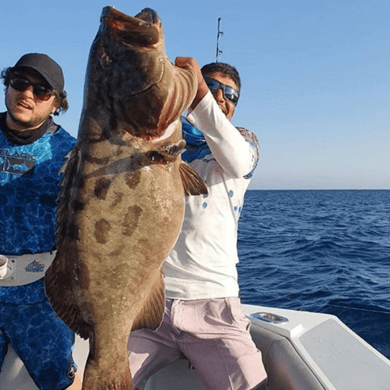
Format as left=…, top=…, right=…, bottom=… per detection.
left=204, top=76, right=240, bottom=105
left=9, top=76, right=54, bottom=101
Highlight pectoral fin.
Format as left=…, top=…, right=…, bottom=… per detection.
left=179, top=163, right=208, bottom=196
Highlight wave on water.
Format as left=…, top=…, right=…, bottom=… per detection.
left=237, top=190, right=390, bottom=358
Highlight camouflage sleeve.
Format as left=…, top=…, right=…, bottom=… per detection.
left=237, top=127, right=260, bottom=179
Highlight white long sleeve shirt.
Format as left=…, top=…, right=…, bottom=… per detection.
left=163, top=92, right=259, bottom=300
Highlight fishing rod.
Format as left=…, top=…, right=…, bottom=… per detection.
left=216, top=17, right=223, bottom=62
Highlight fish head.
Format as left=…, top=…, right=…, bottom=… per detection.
left=80, top=7, right=162, bottom=137
left=99, top=6, right=164, bottom=91
left=101, top=7, right=163, bottom=52
left=80, top=6, right=197, bottom=143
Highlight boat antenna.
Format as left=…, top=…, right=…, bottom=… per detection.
left=216, top=17, right=223, bottom=62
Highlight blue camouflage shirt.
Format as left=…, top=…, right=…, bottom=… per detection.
left=0, top=114, right=76, bottom=303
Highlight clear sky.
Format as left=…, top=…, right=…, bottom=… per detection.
left=1, top=0, right=389, bottom=189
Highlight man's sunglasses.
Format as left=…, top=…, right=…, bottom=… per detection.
left=204, top=76, right=240, bottom=105
left=9, top=77, right=54, bottom=101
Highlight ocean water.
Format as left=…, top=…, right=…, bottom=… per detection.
left=237, top=190, right=390, bottom=359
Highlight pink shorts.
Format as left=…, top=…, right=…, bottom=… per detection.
left=128, top=297, right=267, bottom=390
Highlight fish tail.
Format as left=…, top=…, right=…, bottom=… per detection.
left=82, top=360, right=133, bottom=390
left=82, top=336, right=134, bottom=390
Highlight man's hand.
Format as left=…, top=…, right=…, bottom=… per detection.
left=175, top=57, right=209, bottom=111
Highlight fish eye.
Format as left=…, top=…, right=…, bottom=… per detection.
left=100, top=51, right=113, bottom=69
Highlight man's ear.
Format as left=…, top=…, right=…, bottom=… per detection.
left=51, top=100, right=60, bottom=114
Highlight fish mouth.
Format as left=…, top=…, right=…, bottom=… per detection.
left=134, top=8, right=159, bottom=24
left=101, top=6, right=162, bottom=46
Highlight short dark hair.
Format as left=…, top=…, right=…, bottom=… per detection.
left=0, top=67, right=69, bottom=116
left=201, top=62, right=241, bottom=91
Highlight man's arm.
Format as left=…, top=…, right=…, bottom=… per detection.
left=175, top=56, right=259, bottom=178
left=187, top=92, right=259, bottom=178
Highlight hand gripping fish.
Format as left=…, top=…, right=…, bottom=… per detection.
left=44, top=6, right=207, bottom=390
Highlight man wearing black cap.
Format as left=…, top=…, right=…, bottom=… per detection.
left=0, top=54, right=81, bottom=389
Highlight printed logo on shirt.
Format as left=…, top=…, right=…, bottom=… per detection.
left=25, top=260, right=45, bottom=273
left=0, top=149, right=35, bottom=175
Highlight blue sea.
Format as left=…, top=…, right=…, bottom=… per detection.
left=237, top=190, right=390, bottom=359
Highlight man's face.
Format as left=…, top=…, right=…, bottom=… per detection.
left=204, top=71, right=239, bottom=120
left=5, top=71, right=59, bottom=131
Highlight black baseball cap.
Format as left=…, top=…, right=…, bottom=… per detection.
left=12, top=53, right=65, bottom=91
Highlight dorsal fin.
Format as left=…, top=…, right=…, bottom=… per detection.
left=56, top=147, right=81, bottom=245
left=179, top=163, right=208, bottom=196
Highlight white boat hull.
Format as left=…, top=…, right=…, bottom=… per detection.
left=1, top=304, right=390, bottom=389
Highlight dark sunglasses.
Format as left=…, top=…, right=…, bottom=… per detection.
left=204, top=76, right=240, bottom=105
left=9, top=77, right=54, bottom=101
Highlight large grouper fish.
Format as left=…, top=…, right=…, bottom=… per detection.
left=44, top=6, right=207, bottom=390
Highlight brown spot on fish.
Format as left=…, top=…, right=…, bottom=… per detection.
left=109, top=243, right=125, bottom=258
left=123, top=205, right=142, bottom=237
left=94, top=178, right=112, bottom=200
left=72, top=200, right=86, bottom=212
left=125, top=171, right=141, bottom=190
left=110, top=191, right=124, bottom=209
left=94, top=219, right=111, bottom=244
